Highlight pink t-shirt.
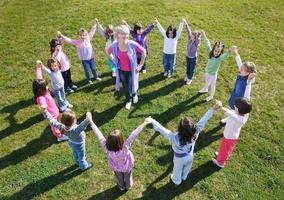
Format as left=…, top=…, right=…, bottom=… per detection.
left=108, top=43, right=144, bottom=72
left=36, top=93, right=59, bottom=119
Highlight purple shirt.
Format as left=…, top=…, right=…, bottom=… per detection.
left=91, top=123, right=144, bottom=172
left=130, top=24, right=154, bottom=53
left=185, top=23, right=201, bottom=58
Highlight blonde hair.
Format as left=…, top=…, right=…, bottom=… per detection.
left=115, top=25, right=130, bottom=37
left=243, top=62, right=257, bottom=74
left=78, top=28, right=88, bottom=36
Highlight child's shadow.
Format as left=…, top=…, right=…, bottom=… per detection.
left=87, top=186, right=126, bottom=200
left=0, top=98, right=42, bottom=141
left=5, top=164, right=81, bottom=200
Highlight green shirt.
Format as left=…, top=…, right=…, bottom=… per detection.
left=204, top=37, right=229, bottom=75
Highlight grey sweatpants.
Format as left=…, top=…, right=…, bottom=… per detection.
left=114, top=170, right=133, bottom=190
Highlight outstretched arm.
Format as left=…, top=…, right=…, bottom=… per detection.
left=148, top=117, right=175, bottom=142
left=175, top=20, right=184, bottom=39
left=35, top=60, right=43, bottom=79
left=125, top=120, right=150, bottom=148
left=57, top=31, right=77, bottom=46
left=183, top=18, right=191, bottom=40
left=142, top=24, right=155, bottom=36
left=202, top=31, right=212, bottom=52
left=97, top=20, right=107, bottom=39
left=155, top=19, right=166, bottom=38
left=88, top=19, right=97, bottom=40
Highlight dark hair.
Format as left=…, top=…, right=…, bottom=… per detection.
left=61, top=111, right=76, bottom=127
left=209, top=42, right=224, bottom=58
left=177, top=117, right=197, bottom=146
left=32, top=79, right=48, bottom=98
left=166, top=25, right=176, bottom=38
left=49, top=39, right=59, bottom=54
left=105, top=24, right=115, bottom=41
left=133, top=23, right=142, bottom=34
left=106, top=130, right=124, bottom=152
left=235, top=97, right=252, bottom=115
left=47, top=58, right=61, bottom=71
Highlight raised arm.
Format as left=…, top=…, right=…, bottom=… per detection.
left=175, top=21, right=184, bottom=39
left=142, top=24, right=155, bottom=36
left=36, top=60, right=43, bottom=79
left=43, top=110, right=65, bottom=130
left=52, top=45, right=63, bottom=62
left=150, top=119, right=175, bottom=142
left=183, top=19, right=191, bottom=39
left=219, top=50, right=230, bottom=62
left=125, top=121, right=149, bottom=148
left=88, top=19, right=97, bottom=40
left=155, top=19, right=166, bottom=38
left=244, top=73, right=256, bottom=100
left=196, top=108, right=215, bottom=135
left=232, top=47, right=243, bottom=70
left=57, top=31, right=77, bottom=46
left=97, top=21, right=107, bottom=39
left=202, top=31, right=212, bottom=53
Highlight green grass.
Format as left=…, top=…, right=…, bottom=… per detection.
left=0, top=0, right=283, bottom=199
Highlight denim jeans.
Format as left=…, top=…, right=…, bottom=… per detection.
left=81, top=58, right=98, bottom=81
left=186, top=57, right=197, bottom=80
left=171, top=154, right=194, bottom=185
left=69, top=141, right=90, bottom=170
left=53, top=87, right=69, bottom=112
left=119, top=70, right=135, bottom=103
left=163, top=53, right=176, bottom=73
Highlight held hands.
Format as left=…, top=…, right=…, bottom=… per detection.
left=213, top=100, right=223, bottom=110
left=121, top=19, right=127, bottom=26
left=57, top=31, right=62, bottom=37
left=153, top=18, right=158, bottom=25
left=86, top=112, right=93, bottom=123
left=36, top=60, right=43, bottom=68
left=94, top=18, right=99, bottom=25
left=182, top=18, right=187, bottom=24
left=38, top=104, right=47, bottom=112
left=230, top=45, right=238, bottom=55
left=144, top=116, right=154, bottom=125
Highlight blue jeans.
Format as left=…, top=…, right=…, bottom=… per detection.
left=171, top=154, right=193, bottom=185
left=53, top=87, right=69, bottom=112
left=163, top=53, right=176, bottom=73
left=81, top=58, right=98, bottom=81
left=119, top=70, right=134, bottom=103
left=186, top=57, right=197, bottom=80
left=69, top=141, right=90, bottom=170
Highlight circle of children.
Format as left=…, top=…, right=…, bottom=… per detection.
left=32, top=17, right=257, bottom=190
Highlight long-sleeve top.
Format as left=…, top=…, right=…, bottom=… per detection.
left=40, top=66, right=64, bottom=91
left=204, top=37, right=230, bottom=75
left=151, top=108, right=215, bottom=156
left=91, top=123, right=145, bottom=172
left=184, top=22, right=201, bottom=58
left=63, top=25, right=96, bottom=61
left=156, top=21, right=184, bottom=54
left=98, top=23, right=116, bottom=51
left=43, top=110, right=89, bottom=144
left=229, top=55, right=253, bottom=109
left=52, top=40, right=71, bottom=72
left=37, top=93, right=59, bottom=119
left=130, top=24, right=154, bottom=53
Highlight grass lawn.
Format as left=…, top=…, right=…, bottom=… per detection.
left=0, top=0, right=283, bottom=199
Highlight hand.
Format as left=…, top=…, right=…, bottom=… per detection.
left=55, top=45, right=62, bottom=51
left=153, top=18, right=158, bottom=25
left=121, top=19, right=127, bottom=25
left=36, top=60, right=43, bottom=68
left=182, top=18, right=187, bottom=24
left=230, top=45, right=238, bottom=55
left=136, top=64, right=143, bottom=72
left=248, top=73, right=256, bottom=83
left=144, top=116, right=154, bottom=124
left=86, top=112, right=93, bottom=122
left=38, top=104, right=47, bottom=112
left=213, top=100, right=223, bottom=110
left=201, top=30, right=206, bottom=37
left=57, top=31, right=62, bottom=37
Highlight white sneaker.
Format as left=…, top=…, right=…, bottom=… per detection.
left=112, top=71, right=116, bottom=77
left=95, top=77, right=102, bottom=81
left=133, top=94, right=138, bottom=104
left=167, top=72, right=171, bottom=79
left=212, top=158, right=224, bottom=168
left=184, top=76, right=188, bottom=81
left=206, top=95, right=214, bottom=102
left=67, top=104, right=73, bottom=109
left=142, top=69, right=146, bottom=74
left=125, top=102, right=132, bottom=110
left=198, top=88, right=208, bottom=93
left=88, top=80, right=94, bottom=85
left=57, top=134, right=69, bottom=142
left=163, top=72, right=168, bottom=77
left=186, top=79, right=192, bottom=85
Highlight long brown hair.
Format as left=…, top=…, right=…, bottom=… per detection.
left=106, top=130, right=124, bottom=152
left=177, top=117, right=197, bottom=146
left=32, top=79, right=48, bottom=98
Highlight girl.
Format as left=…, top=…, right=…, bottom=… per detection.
left=212, top=98, right=252, bottom=168
left=57, top=18, right=101, bottom=85
left=155, top=18, right=184, bottom=78
left=33, top=65, right=68, bottom=142
left=146, top=102, right=220, bottom=186
left=183, top=18, right=201, bottom=85
left=198, top=31, right=231, bottom=101
left=96, top=19, right=117, bottom=77
left=121, top=20, right=155, bottom=73
left=50, top=37, right=77, bottom=93
left=39, top=105, right=93, bottom=171
left=89, top=114, right=150, bottom=191
left=38, top=59, right=73, bottom=113
left=107, top=25, right=146, bottom=110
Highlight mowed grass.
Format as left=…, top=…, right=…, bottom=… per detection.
left=0, top=0, right=283, bottom=199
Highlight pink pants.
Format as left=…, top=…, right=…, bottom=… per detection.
left=50, top=116, right=62, bottom=138
left=216, top=137, right=238, bottom=166
left=204, top=73, right=217, bottom=97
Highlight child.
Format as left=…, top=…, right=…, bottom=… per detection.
left=96, top=19, right=117, bottom=77
left=57, top=18, right=101, bottom=85
left=145, top=102, right=221, bottom=186
left=155, top=18, right=184, bottom=78
left=198, top=31, right=231, bottom=101
left=121, top=20, right=155, bottom=73
left=212, top=98, right=252, bottom=168
left=37, top=59, right=73, bottom=113
left=32, top=76, right=68, bottom=142
left=89, top=114, right=150, bottom=190
left=39, top=105, right=93, bottom=171
left=183, top=18, right=201, bottom=85
left=50, top=37, right=77, bottom=93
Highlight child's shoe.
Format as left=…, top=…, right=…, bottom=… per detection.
left=214, top=152, right=219, bottom=158
left=133, top=94, right=138, bottom=104
left=198, top=88, right=208, bottom=94
left=95, top=77, right=102, bottom=81
left=212, top=158, right=224, bottom=168
left=186, top=79, right=192, bottom=85
left=125, top=102, right=132, bottom=110
left=206, top=95, right=214, bottom=102
left=82, top=163, right=93, bottom=172
left=71, top=85, right=78, bottom=90
left=66, top=88, right=75, bottom=94
left=167, top=72, right=171, bottom=79
left=88, top=80, right=94, bottom=85
left=142, top=69, right=146, bottom=74
left=184, top=76, right=188, bottom=82
left=112, top=71, right=116, bottom=77
left=163, top=72, right=168, bottom=77
left=57, top=134, right=69, bottom=142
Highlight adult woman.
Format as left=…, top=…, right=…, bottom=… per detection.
left=108, top=25, right=146, bottom=110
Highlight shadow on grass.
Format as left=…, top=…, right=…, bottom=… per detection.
left=140, top=161, right=220, bottom=200
left=0, top=126, right=59, bottom=171
left=5, top=164, right=81, bottom=200
left=0, top=98, right=42, bottom=141
left=87, top=186, right=127, bottom=200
